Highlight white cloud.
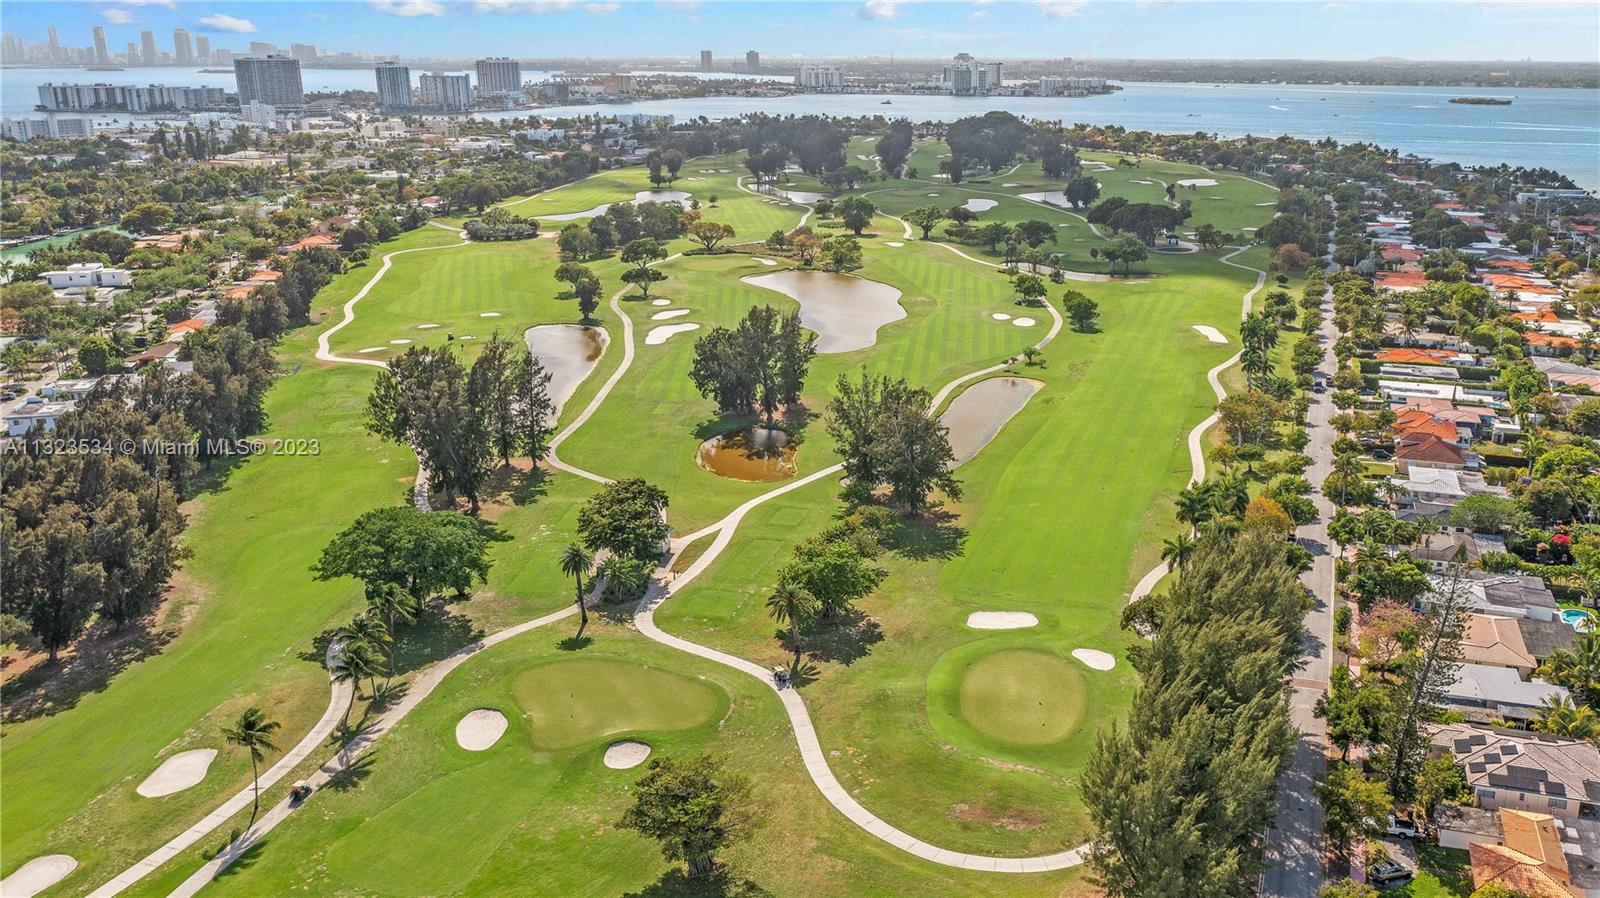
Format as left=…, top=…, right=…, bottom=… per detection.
left=655, top=0, right=701, bottom=10
left=199, top=13, right=258, bottom=32
left=860, top=0, right=908, bottom=20
left=369, top=0, right=446, bottom=16
left=116, top=0, right=175, bottom=7
left=473, top=0, right=578, bottom=11
left=1034, top=0, right=1086, bottom=15
left=102, top=8, right=134, bottom=22
left=969, top=8, right=987, bottom=19
left=585, top=2, right=620, bottom=11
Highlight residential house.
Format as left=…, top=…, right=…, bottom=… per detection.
left=1461, top=614, right=1540, bottom=676
left=1395, top=433, right=1470, bottom=474
left=1424, top=570, right=1560, bottom=622
left=1429, top=723, right=1600, bottom=822
left=1468, top=809, right=1588, bottom=898
left=42, top=262, right=132, bottom=289
left=1519, top=618, right=1580, bottom=669
left=1390, top=468, right=1509, bottom=518
left=4, top=400, right=77, bottom=437
left=1443, top=662, right=1568, bottom=724
left=1408, top=530, right=1508, bottom=567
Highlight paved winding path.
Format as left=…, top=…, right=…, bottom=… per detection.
left=1125, top=244, right=1268, bottom=605
left=97, top=174, right=1275, bottom=894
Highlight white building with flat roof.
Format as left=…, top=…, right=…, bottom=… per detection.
left=42, top=262, right=131, bottom=289
left=795, top=65, right=844, bottom=93
left=5, top=400, right=77, bottom=437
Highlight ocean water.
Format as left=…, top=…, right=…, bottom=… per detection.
left=5, top=67, right=1597, bottom=187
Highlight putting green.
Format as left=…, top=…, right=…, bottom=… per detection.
left=512, top=658, right=720, bottom=750
left=948, top=649, right=1086, bottom=748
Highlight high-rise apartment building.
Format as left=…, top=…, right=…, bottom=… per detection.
left=249, top=41, right=277, bottom=56
left=233, top=55, right=305, bottom=110
left=125, top=42, right=139, bottom=64
left=943, top=53, right=1002, bottom=96
left=140, top=30, right=157, bottom=66
left=419, top=73, right=471, bottom=111
left=195, top=36, right=210, bottom=64
left=173, top=29, right=193, bottom=65
left=91, top=26, right=109, bottom=64
left=699, top=49, right=713, bottom=71
left=474, top=57, right=521, bottom=96
left=375, top=62, right=413, bottom=112
left=46, top=26, right=61, bottom=63
left=794, top=64, right=844, bottom=92
left=291, top=43, right=318, bottom=64
left=746, top=50, right=759, bottom=73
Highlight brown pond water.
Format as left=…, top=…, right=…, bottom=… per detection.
left=695, top=425, right=798, bottom=482
left=741, top=270, right=905, bottom=354
left=524, top=324, right=608, bottom=420
left=940, top=377, right=1044, bottom=466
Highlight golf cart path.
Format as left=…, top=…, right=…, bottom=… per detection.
left=85, top=643, right=353, bottom=898
left=131, top=173, right=1256, bottom=891
left=1126, top=244, right=1267, bottom=605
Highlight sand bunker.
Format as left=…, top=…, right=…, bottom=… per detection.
left=926, top=192, right=940, bottom=197
left=966, top=611, right=1039, bottom=630
left=651, top=298, right=671, bottom=306
left=962, top=198, right=998, bottom=212
left=358, top=347, right=385, bottom=353
left=1012, top=317, right=1037, bottom=327
left=1130, top=179, right=1153, bottom=185
left=753, top=257, right=778, bottom=266
left=604, top=740, right=653, bottom=769
left=480, top=311, right=502, bottom=317
left=389, top=338, right=412, bottom=345
left=742, top=270, right=905, bottom=354
left=417, top=323, right=441, bottom=329
left=1002, top=182, right=1020, bottom=187
left=991, top=312, right=1012, bottom=321
left=1, top=855, right=78, bottom=898
left=137, top=749, right=218, bottom=798
left=1072, top=649, right=1116, bottom=671
left=1192, top=324, right=1227, bottom=344
left=645, top=323, right=700, bottom=345
left=524, top=324, right=608, bottom=420
left=940, top=377, right=1043, bottom=466
left=885, top=241, right=904, bottom=247
left=651, top=309, right=691, bottom=320
left=1083, top=161, right=1113, bottom=171
left=696, top=425, right=797, bottom=482
left=455, top=709, right=508, bottom=751
left=1255, top=202, right=1277, bottom=206
left=1176, top=178, right=1219, bottom=187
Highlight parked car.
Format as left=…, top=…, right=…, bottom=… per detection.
left=1370, top=860, right=1412, bottom=885
left=0, top=392, right=15, bottom=401
left=1372, top=448, right=1393, bottom=460
left=1311, top=384, right=1326, bottom=394
left=1385, top=815, right=1419, bottom=838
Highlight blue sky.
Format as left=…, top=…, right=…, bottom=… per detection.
left=7, top=0, right=1599, bottom=61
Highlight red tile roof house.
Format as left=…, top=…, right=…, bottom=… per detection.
left=1394, top=433, right=1469, bottom=475
left=1524, top=332, right=1582, bottom=358
left=1377, top=270, right=1430, bottom=293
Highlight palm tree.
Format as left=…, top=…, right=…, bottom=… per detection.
left=1161, top=532, right=1196, bottom=571
left=1331, top=452, right=1365, bottom=505
left=1537, top=631, right=1600, bottom=707
left=222, top=707, right=281, bottom=824
left=340, top=613, right=394, bottom=678
left=1175, top=485, right=1213, bottom=529
left=1533, top=695, right=1599, bottom=741
left=560, top=543, right=594, bottom=629
left=766, top=582, right=819, bottom=669
left=365, top=581, right=420, bottom=645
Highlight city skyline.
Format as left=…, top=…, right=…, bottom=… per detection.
left=2, top=0, right=1598, bottom=63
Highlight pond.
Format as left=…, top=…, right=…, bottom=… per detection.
left=696, top=425, right=797, bottom=482
left=939, top=377, right=1044, bottom=466
left=524, top=324, right=608, bottom=421
left=741, top=269, right=905, bottom=354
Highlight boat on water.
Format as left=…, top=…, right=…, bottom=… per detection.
left=881, top=99, right=892, bottom=104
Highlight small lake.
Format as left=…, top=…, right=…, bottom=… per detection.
left=534, top=189, right=692, bottom=221
left=695, top=425, right=797, bottom=482
left=742, top=269, right=905, bottom=354
left=524, top=324, right=608, bottom=420
left=940, top=377, right=1044, bottom=466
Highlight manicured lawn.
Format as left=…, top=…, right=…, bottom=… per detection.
left=8, top=147, right=1281, bottom=898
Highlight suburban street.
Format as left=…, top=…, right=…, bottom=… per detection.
left=1261, top=242, right=1343, bottom=897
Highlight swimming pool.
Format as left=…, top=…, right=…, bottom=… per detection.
left=1561, top=608, right=1596, bottom=632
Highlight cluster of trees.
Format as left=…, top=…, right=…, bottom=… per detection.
left=942, top=111, right=1033, bottom=182
left=874, top=121, right=914, bottom=177
left=826, top=372, right=960, bottom=511
left=365, top=335, right=554, bottom=514
left=3, top=322, right=281, bottom=661
left=1086, top=196, right=1191, bottom=247
left=645, top=148, right=686, bottom=187
left=1085, top=532, right=1307, bottom=897
left=689, top=305, right=816, bottom=424
left=219, top=247, right=345, bottom=342
left=768, top=509, right=889, bottom=667
left=313, top=503, right=494, bottom=693
left=761, top=227, right=860, bottom=271
left=556, top=200, right=687, bottom=262
left=554, top=261, right=605, bottom=320
left=463, top=208, right=539, bottom=242
left=1063, top=289, right=1100, bottom=332
left=574, top=478, right=671, bottom=609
